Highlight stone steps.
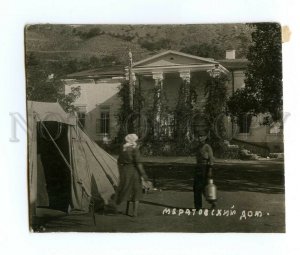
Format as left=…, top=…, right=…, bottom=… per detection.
left=224, top=140, right=269, bottom=160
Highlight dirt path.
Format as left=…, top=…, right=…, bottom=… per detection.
left=36, top=189, right=284, bottom=233
left=34, top=160, right=285, bottom=232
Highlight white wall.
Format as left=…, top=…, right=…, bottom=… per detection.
left=64, top=78, right=121, bottom=142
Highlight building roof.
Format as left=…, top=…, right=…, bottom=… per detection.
left=65, top=65, right=125, bottom=79
left=133, top=50, right=218, bottom=68
left=131, top=50, right=229, bottom=75
left=64, top=55, right=248, bottom=80
left=217, top=59, right=249, bottom=70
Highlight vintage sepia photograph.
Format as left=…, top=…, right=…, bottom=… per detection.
left=25, top=23, right=284, bottom=233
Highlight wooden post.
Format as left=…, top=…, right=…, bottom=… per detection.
left=128, top=50, right=134, bottom=111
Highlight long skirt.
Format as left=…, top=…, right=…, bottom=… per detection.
left=115, top=164, right=142, bottom=205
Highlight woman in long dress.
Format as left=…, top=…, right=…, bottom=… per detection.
left=114, top=134, right=149, bottom=217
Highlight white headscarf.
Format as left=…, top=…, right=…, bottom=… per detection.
left=123, top=133, right=139, bottom=151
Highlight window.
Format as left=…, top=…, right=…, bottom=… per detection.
left=77, top=106, right=86, bottom=128
left=100, top=111, right=110, bottom=134
left=96, top=107, right=110, bottom=134
left=77, top=112, right=86, bottom=128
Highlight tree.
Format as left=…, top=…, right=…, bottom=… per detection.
left=26, top=53, right=81, bottom=113
left=227, top=87, right=258, bottom=132
left=181, top=43, right=224, bottom=60
left=138, top=37, right=172, bottom=51
left=117, top=79, right=146, bottom=142
left=227, top=23, right=282, bottom=127
left=204, top=73, right=229, bottom=154
left=244, top=23, right=282, bottom=121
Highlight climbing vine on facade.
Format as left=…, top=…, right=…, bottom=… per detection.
left=204, top=73, right=229, bottom=155
left=117, top=80, right=145, bottom=142
left=175, top=79, right=198, bottom=154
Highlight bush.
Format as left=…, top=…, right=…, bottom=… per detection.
left=138, top=38, right=171, bottom=51
left=77, top=27, right=104, bottom=39
left=181, top=43, right=224, bottom=59
left=227, top=88, right=258, bottom=133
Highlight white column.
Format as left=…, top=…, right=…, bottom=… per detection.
left=179, top=70, right=191, bottom=83
left=152, top=72, right=164, bottom=139
left=179, top=70, right=192, bottom=141
left=179, top=70, right=191, bottom=105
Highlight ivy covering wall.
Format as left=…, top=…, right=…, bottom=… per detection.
left=204, top=74, right=229, bottom=156
left=117, top=73, right=230, bottom=156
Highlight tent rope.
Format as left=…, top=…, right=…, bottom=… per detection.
left=75, top=128, right=103, bottom=202
left=36, top=115, right=74, bottom=177
left=35, top=114, right=115, bottom=211
left=75, top=121, right=95, bottom=185
left=69, top=131, right=92, bottom=203
left=76, top=128, right=93, bottom=183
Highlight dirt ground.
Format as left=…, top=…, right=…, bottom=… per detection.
left=33, top=159, right=285, bottom=233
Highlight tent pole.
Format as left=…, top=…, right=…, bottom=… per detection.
left=37, top=116, right=73, bottom=175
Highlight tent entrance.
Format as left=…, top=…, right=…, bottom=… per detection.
left=37, top=121, right=71, bottom=212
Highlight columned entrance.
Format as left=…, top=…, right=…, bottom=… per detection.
left=126, top=50, right=229, bottom=141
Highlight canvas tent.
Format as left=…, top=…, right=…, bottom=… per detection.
left=28, top=101, right=119, bottom=215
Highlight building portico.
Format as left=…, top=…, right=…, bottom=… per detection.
left=126, top=50, right=229, bottom=140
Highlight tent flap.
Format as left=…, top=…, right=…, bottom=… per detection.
left=28, top=101, right=119, bottom=213
left=27, top=100, right=76, bottom=125
left=70, top=126, right=119, bottom=211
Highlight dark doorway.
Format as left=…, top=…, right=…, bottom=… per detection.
left=37, top=121, right=71, bottom=212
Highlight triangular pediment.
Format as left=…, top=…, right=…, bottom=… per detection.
left=133, top=50, right=217, bottom=68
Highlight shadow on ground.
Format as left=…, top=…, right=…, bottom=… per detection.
left=145, top=160, right=284, bottom=194
left=32, top=160, right=285, bottom=233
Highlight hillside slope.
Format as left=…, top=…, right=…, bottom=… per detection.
left=25, top=24, right=253, bottom=66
